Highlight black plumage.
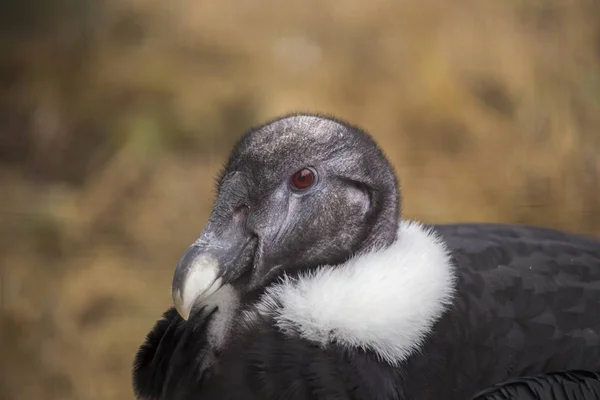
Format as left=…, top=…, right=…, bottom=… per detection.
left=472, top=371, right=600, bottom=399
left=132, top=114, right=600, bottom=400
left=399, top=223, right=600, bottom=399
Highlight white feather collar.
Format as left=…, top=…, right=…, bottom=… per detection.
left=251, top=220, right=456, bottom=366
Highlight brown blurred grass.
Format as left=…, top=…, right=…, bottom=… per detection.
left=1, top=0, right=600, bottom=398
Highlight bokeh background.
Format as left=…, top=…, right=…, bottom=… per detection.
left=1, top=0, right=600, bottom=398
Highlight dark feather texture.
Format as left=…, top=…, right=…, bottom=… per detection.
left=471, top=370, right=600, bottom=400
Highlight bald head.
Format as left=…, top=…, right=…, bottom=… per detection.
left=172, top=113, right=401, bottom=320
left=222, top=114, right=394, bottom=193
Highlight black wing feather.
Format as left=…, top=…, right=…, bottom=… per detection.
left=471, top=370, right=600, bottom=400
left=132, top=307, right=218, bottom=400
left=133, top=309, right=404, bottom=400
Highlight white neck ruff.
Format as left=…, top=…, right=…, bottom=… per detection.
left=251, top=220, right=456, bottom=366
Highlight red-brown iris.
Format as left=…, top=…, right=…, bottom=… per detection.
left=290, top=168, right=316, bottom=190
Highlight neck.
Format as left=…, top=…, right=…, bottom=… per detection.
left=246, top=219, right=456, bottom=367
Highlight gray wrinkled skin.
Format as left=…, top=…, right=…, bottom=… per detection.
left=213, top=113, right=400, bottom=291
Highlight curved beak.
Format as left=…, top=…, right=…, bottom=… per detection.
left=172, top=246, right=223, bottom=320
left=172, top=221, right=257, bottom=321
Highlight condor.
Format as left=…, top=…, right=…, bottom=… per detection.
left=133, top=114, right=600, bottom=400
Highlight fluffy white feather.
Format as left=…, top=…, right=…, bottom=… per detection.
left=253, top=220, right=456, bottom=366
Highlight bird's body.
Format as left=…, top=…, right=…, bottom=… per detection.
left=133, top=114, right=600, bottom=400
left=403, top=223, right=600, bottom=399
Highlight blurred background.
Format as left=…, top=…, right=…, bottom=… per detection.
left=1, top=0, right=600, bottom=398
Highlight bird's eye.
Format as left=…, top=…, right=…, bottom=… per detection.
left=290, top=168, right=316, bottom=191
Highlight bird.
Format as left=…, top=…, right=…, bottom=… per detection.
left=132, top=113, right=600, bottom=400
